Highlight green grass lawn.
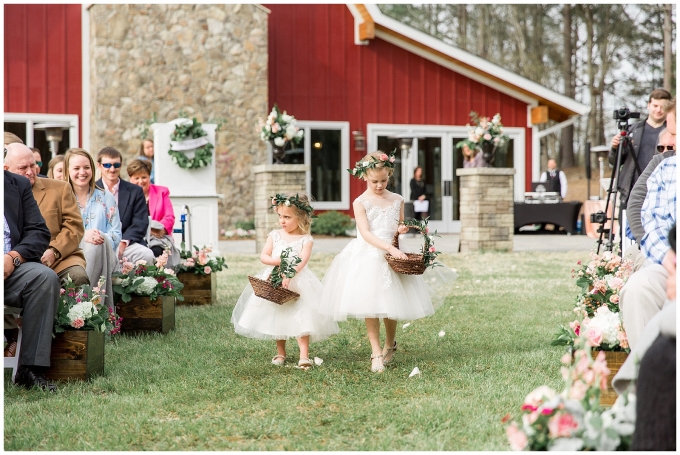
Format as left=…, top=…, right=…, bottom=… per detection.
left=4, top=250, right=585, bottom=450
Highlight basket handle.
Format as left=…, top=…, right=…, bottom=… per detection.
left=391, top=223, right=424, bottom=249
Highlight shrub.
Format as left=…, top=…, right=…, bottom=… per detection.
left=311, top=211, right=354, bottom=236
left=235, top=219, right=255, bottom=231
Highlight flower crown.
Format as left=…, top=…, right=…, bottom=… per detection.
left=270, top=193, right=314, bottom=216
left=347, top=150, right=397, bottom=179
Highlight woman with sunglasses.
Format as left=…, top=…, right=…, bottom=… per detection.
left=64, top=148, right=121, bottom=309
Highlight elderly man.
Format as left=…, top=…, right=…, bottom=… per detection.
left=95, top=147, right=154, bottom=264
left=4, top=168, right=59, bottom=391
left=539, top=158, right=568, bottom=199
left=4, top=143, right=88, bottom=285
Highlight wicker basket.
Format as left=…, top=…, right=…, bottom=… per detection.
left=590, top=350, right=629, bottom=407
left=384, top=230, right=427, bottom=275
left=248, top=275, right=300, bottom=305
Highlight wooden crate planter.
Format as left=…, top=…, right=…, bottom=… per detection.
left=45, top=330, right=105, bottom=381
left=591, top=350, right=628, bottom=407
left=176, top=272, right=216, bottom=305
left=116, top=295, right=175, bottom=334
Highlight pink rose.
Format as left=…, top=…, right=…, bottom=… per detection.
left=271, top=123, right=280, bottom=134
left=569, top=320, right=580, bottom=336
left=548, top=412, right=579, bottom=438
left=483, top=133, right=492, bottom=141
left=607, top=277, right=624, bottom=291
left=585, top=326, right=603, bottom=347
left=121, top=261, right=135, bottom=274
left=135, top=259, right=147, bottom=266
left=617, top=330, right=629, bottom=349
left=506, top=422, right=528, bottom=451
left=610, top=294, right=619, bottom=304
left=197, top=251, right=209, bottom=266
left=204, top=266, right=211, bottom=274
left=389, top=156, right=396, bottom=163
left=164, top=268, right=175, bottom=276
left=429, top=246, right=436, bottom=253
left=185, top=258, right=195, bottom=267
left=60, top=288, right=66, bottom=295
left=155, top=252, right=168, bottom=269
left=379, top=153, right=388, bottom=161
left=71, top=318, right=85, bottom=329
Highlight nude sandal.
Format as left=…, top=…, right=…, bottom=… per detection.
left=298, top=358, right=313, bottom=370
left=370, top=354, right=384, bottom=373
left=383, top=341, right=398, bottom=365
left=271, top=355, right=286, bottom=366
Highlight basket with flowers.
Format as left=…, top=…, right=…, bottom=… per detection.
left=385, top=217, right=442, bottom=275
left=248, top=247, right=301, bottom=305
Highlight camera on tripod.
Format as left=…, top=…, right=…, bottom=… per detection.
left=590, top=211, right=607, bottom=224
left=613, top=107, right=640, bottom=123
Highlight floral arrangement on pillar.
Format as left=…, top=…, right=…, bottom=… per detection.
left=258, top=104, right=304, bottom=164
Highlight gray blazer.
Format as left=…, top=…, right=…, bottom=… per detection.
left=627, top=150, right=675, bottom=242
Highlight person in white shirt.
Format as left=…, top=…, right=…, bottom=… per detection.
left=539, top=158, right=568, bottom=199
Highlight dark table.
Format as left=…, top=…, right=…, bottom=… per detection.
left=514, top=201, right=583, bottom=234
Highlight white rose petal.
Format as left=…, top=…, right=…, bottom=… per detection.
left=449, top=306, right=454, bottom=309
left=313, top=357, right=323, bottom=366
left=438, top=331, right=445, bottom=337
left=402, top=323, right=410, bottom=329
left=475, top=279, right=481, bottom=283
left=409, top=367, right=421, bottom=378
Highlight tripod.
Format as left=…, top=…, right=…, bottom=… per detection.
left=595, top=122, right=643, bottom=254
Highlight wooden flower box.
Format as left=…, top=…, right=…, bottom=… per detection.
left=45, top=330, right=105, bottom=381
left=176, top=272, right=216, bottom=306
left=591, top=350, right=628, bottom=407
left=116, top=295, right=175, bottom=334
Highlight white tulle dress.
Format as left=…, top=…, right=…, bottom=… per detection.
left=231, top=230, right=339, bottom=343
left=318, top=194, right=457, bottom=321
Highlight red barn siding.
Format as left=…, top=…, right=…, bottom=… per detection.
left=4, top=4, right=82, bottom=141
left=266, top=4, right=533, bottom=202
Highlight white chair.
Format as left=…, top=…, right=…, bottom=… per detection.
left=4, top=306, right=23, bottom=382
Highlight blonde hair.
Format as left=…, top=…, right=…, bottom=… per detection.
left=360, top=151, right=395, bottom=178
left=4, top=132, right=23, bottom=146
left=64, top=148, right=97, bottom=193
left=47, top=155, right=65, bottom=179
left=275, top=193, right=313, bottom=234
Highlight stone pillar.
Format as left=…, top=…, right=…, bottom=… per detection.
left=252, top=164, right=309, bottom=253
left=456, top=168, right=516, bottom=252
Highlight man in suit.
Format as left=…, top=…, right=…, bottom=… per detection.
left=539, top=158, right=568, bottom=199
left=4, top=143, right=88, bottom=284
left=4, top=166, right=60, bottom=391
left=95, top=147, right=154, bottom=264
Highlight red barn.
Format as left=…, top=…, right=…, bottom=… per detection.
left=4, top=4, right=588, bottom=233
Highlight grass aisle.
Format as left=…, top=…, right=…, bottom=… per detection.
left=4, top=250, right=584, bottom=450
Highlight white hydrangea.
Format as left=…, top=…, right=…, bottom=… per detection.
left=67, top=301, right=95, bottom=322
left=136, top=276, right=159, bottom=295
left=584, top=306, right=621, bottom=345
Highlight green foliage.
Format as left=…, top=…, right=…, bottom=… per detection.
left=176, top=245, right=227, bottom=276
left=311, top=210, right=354, bottom=237
left=269, top=247, right=301, bottom=288
left=169, top=117, right=214, bottom=169
left=235, top=219, right=255, bottom=231
left=401, top=217, right=442, bottom=269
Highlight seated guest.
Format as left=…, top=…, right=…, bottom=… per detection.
left=96, top=147, right=154, bottom=265
left=4, top=144, right=88, bottom=285
left=620, top=153, right=676, bottom=348
left=47, top=155, right=65, bottom=181
left=64, top=148, right=121, bottom=309
left=4, top=131, right=23, bottom=146
left=127, top=159, right=179, bottom=266
left=30, top=147, right=46, bottom=178
left=539, top=158, right=568, bottom=199
left=4, top=169, right=59, bottom=391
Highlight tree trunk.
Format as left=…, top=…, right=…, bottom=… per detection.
left=585, top=6, right=597, bottom=148
left=477, top=6, right=487, bottom=58
left=561, top=4, right=575, bottom=168
left=458, top=4, right=467, bottom=50
left=663, top=4, right=673, bottom=91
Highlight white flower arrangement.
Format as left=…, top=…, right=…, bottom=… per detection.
left=136, top=276, right=160, bottom=295
left=66, top=301, right=96, bottom=324
left=258, top=104, right=303, bottom=146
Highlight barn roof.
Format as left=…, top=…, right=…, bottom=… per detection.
left=348, top=4, right=590, bottom=122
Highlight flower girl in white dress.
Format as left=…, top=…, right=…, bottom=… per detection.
left=231, top=193, right=339, bottom=370
left=319, top=151, right=456, bottom=372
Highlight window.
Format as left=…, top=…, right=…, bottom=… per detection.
left=277, top=121, right=350, bottom=210
left=3, top=113, right=79, bottom=174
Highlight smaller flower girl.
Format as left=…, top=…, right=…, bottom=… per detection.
left=231, top=193, right=339, bottom=369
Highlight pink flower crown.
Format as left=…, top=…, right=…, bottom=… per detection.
left=347, top=150, right=396, bottom=179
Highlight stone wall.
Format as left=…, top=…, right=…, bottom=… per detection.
left=89, top=4, right=269, bottom=229
left=456, top=168, right=516, bottom=252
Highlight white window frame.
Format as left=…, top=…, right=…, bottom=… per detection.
left=367, top=123, right=526, bottom=202
left=3, top=113, right=79, bottom=149
left=296, top=120, right=350, bottom=211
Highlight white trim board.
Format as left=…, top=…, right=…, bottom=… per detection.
left=4, top=113, right=79, bottom=150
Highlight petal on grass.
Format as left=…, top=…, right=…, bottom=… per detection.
left=314, top=357, right=323, bottom=366
left=402, top=323, right=411, bottom=329
left=438, top=331, right=445, bottom=337
left=409, top=367, right=420, bottom=378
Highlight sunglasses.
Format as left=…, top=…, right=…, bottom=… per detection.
left=35, top=161, right=43, bottom=168
left=656, top=145, right=675, bottom=153
left=101, top=162, right=122, bottom=169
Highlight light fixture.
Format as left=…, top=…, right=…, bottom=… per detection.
left=313, top=142, right=322, bottom=149
left=34, top=122, right=71, bottom=159
left=352, top=130, right=366, bottom=152
left=389, top=130, right=422, bottom=157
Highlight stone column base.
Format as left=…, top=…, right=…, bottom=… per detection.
left=455, top=168, right=516, bottom=252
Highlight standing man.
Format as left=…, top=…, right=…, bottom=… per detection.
left=4, top=169, right=59, bottom=391
left=4, top=143, right=88, bottom=284
left=539, top=158, right=568, bottom=199
left=95, top=147, right=154, bottom=264
left=609, top=88, right=672, bottom=208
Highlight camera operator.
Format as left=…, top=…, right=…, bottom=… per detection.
left=609, top=88, right=672, bottom=208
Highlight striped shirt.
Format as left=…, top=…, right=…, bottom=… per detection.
left=640, top=155, right=676, bottom=264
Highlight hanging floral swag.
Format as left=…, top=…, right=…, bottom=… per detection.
left=137, top=110, right=225, bottom=170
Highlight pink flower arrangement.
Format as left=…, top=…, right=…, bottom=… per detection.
left=176, top=245, right=226, bottom=276
left=204, top=266, right=211, bottom=274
